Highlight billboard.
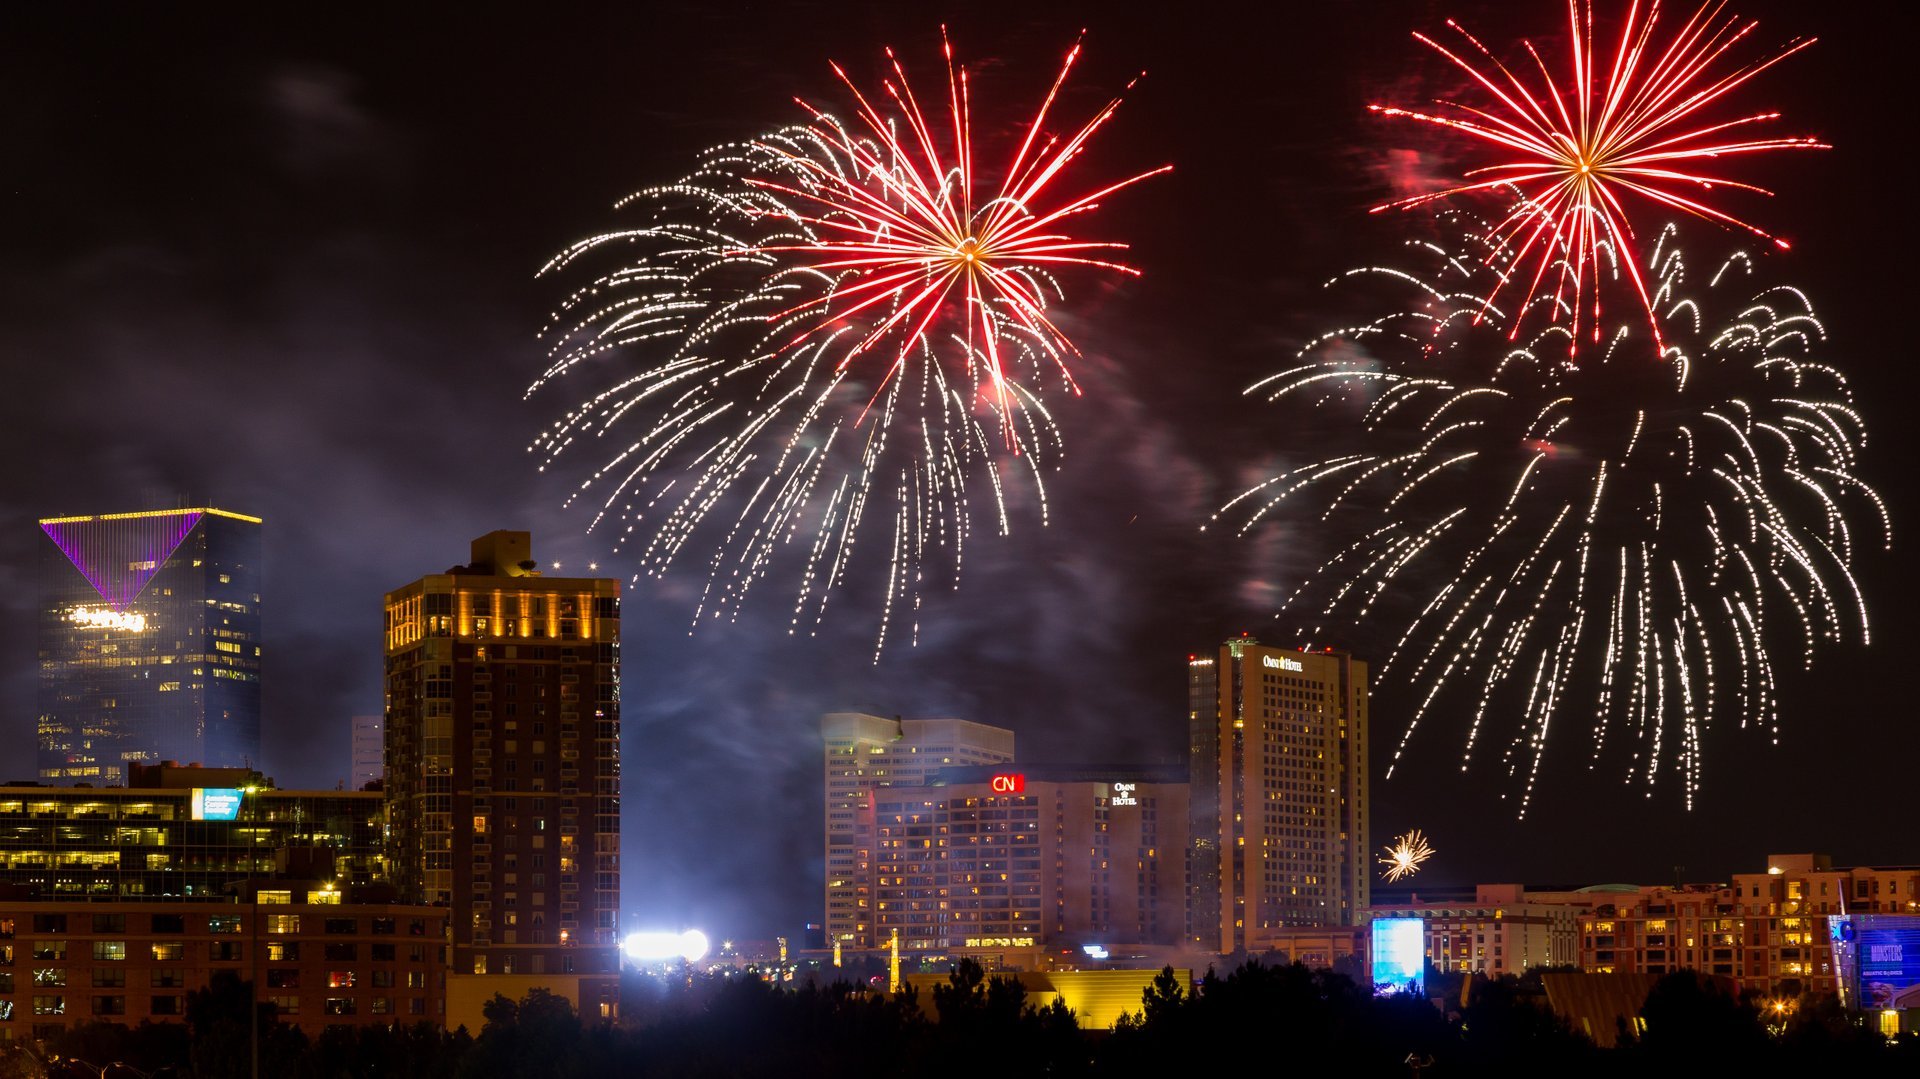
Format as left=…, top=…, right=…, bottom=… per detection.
left=1371, top=917, right=1426, bottom=998
left=1833, top=915, right=1920, bottom=1011
left=191, top=787, right=243, bottom=821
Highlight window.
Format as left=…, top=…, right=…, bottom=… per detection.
left=92, top=940, right=127, bottom=961
left=324, top=918, right=357, bottom=935
left=328, top=971, right=357, bottom=988
left=151, top=914, right=185, bottom=934
left=31, top=915, right=66, bottom=934
left=91, top=914, right=126, bottom=934
left=0, top=973, right=10, bottom=993
left=270, top=995, right=300, bottom=1016
left=406, top=971, right=426, bottom=989
left=267, top=970, right=299, bottom=989
left=372, top=917, right=396, bottom=935
left=33, top=969, right=66, bottom=988
left=150, top=995, right=181, bottom=1016
left=209, top=942, right=242, bottom=962
left=372, top=943, right=395, bottom=962
left=266, top=915, right=301, bottom=935
left=324, top=943, right=358, bottom=962
left=32, top=996, right=63, bottom=1016
left=371, top=970, right=395, bottom=988
left=324, top=998, right=357, bottom=1016
left=256, top=890, right=292, bottom=905
left=371, top=997, right=393, bottom=1015
left=151, top=970, right=184, bottom=988
left=151, top=942, right=185, bottom=961
left=91, top=996, right=126, bottom=1016
left=31, top=941, right=65, bottom=961
left=267, top=942, right=300, bottom=962
left=208, top=915, right=243, bottom=934
left=91, top=969, right=126, bottom=988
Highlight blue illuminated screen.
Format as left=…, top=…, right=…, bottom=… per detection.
left=192, top=787, right=243, bottom=821
left=1372, top=917, right=1426, bottom=998
left=1856, top=918, right=1920, bottom=1009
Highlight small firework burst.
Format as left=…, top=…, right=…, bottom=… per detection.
left=1381, top=829, right=1437, bottom=882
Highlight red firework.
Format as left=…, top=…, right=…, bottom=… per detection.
left=748, top=30, right=1169, bottom=419
left=1371, top=0, right=1825, bottom=352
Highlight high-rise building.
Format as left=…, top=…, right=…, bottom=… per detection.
left=383, top=531, right=621, bottom=1026
left=351, top=714, right=384, bottom=790
left=821, top=712, right=1014, bottom=951
left=37, top=507, right=263, bottom=784
left=870, top=763, right=1190, bottom=955
left=1190, top=638, right=1369, bottom=953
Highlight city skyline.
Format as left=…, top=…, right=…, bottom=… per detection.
left=2, top=0, right=1914, bottom=941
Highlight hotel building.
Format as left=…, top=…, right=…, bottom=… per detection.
left=869, top=764, right=1190, bottom=957
left=821, top=713, right=1015, bottom=952
left=1191, top=638, right=1370, bottom=954
left=37, top=507, right=263, bottom=784
left=383, top=531, right=621, bottom=1026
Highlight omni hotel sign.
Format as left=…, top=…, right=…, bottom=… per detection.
left=1262, top=654, right=1304, bottom=672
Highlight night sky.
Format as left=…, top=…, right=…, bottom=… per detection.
left=3, top=1, right=1913, bottom=939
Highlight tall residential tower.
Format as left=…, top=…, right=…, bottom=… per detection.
left=37, top=507, right=263, bottom=783
left=384, top=530, right=621, bottom=1025
left=1190, top=638, right=1369, bottom=954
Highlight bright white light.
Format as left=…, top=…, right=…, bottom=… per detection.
left=69, top=607, right=147, bottom=633
left=623, top=929, right=709, bottom=963
left=1081, top=944, right=1109, bottom=960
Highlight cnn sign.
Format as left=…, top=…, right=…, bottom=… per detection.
left=990, top=773, right=1025, bottom=793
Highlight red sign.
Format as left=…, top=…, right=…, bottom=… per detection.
left=989, top=773, right=1025, bottom=794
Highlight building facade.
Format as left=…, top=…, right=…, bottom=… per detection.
left=1547, top=854, right=1920, bottom=997
left=1368, top=883, right=1582, bottom=978
left=0, top=897, right=447, bottom=1042
left=351, top=714, right=383, bottom=790
left=869, top=764, right=1189, bottom=955
left=821, top=713, right=1015, bottom=952
left=0, top=766, right=385, bottom=901
left=1193, top=639, right=1369, bottom=953
left=383, top=531, right=621, bottom=1025
left=37, top=507, right=263, bottom=784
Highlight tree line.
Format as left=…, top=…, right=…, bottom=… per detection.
left=2, top=961, right=1914, bottom=1077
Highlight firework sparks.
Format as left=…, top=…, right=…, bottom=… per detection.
left=1216, top=218, right=1885, bottom=815
left=530, top=34, right=1164, bottom=654
left=1371, top=1, right=1825, bottom=352
left=1380, top=829, right=1437, bottom=882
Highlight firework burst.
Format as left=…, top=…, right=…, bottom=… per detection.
left=1381, top=829, right=1437, bottom=882
left=531, top=34, right=1164, bottom=654
left=1216, top=218, right=1885, bottom=815
left=1371, top=0, right=1825, bottom=352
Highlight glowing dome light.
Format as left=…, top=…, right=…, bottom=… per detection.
left=622, top=929, right=710, bottom=964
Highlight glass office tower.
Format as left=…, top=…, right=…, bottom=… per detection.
left=37, top=508, right=263, bottom=784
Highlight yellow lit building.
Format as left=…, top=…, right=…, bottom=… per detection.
left=1191, top=638, right=1369, bottom=953
left=384, top=531, right=620, bottom=1027
left=870, top=765, right=1190, bottom=955
left=821, top=713, right=1014, bottom=952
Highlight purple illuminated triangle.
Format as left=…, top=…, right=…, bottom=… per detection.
left=43, top=511, right=205, bottom=610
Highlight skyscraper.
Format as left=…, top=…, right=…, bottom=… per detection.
left=821, top=712, right=1015, bottom=952
left=351, top=713, right=384, bottom=790
left=1190, top=638, right=1369, bottom=954
left=383, top=530, right=621, bottom=1025
left=37, top=507, right=263, bottom=784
